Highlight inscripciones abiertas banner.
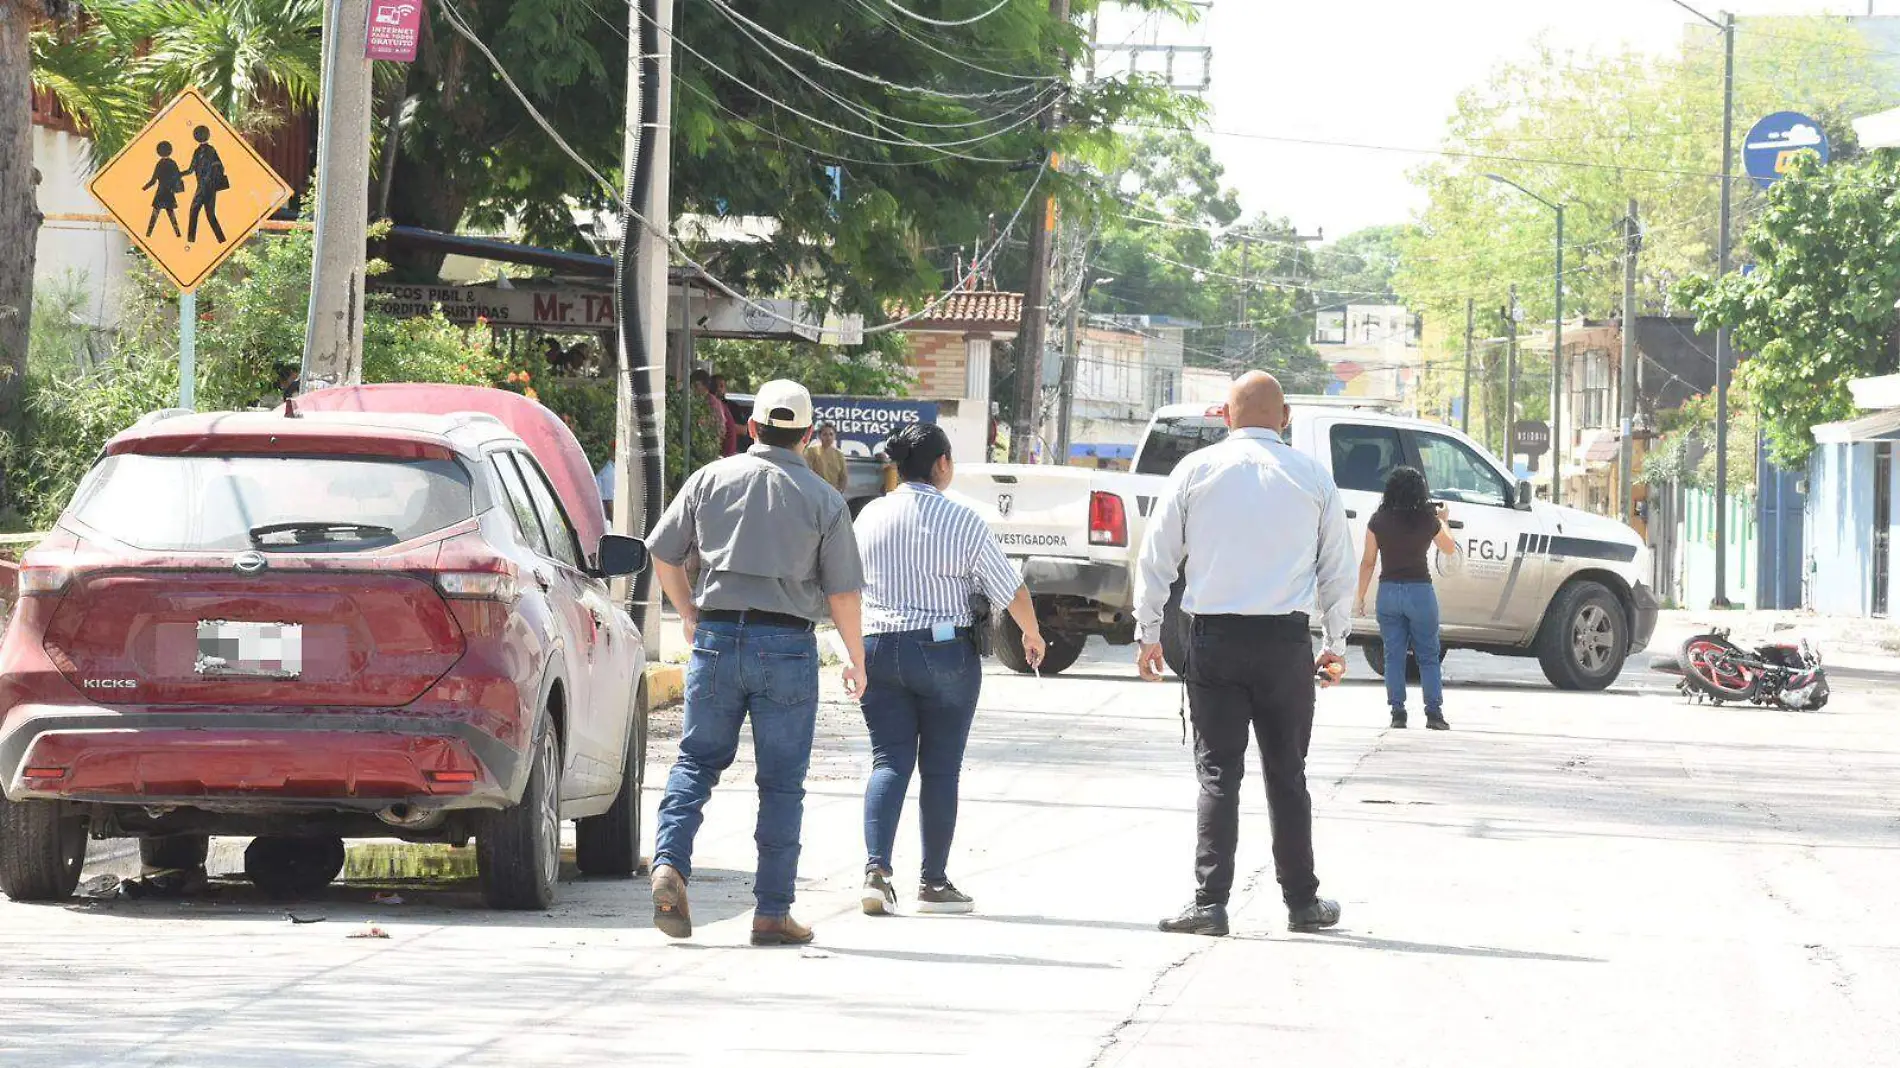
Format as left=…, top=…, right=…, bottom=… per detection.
left=811, top=398, right=940, bottom=458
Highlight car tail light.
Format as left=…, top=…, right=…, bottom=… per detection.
left=1089, top=491, right=1128, bottom=547
left=437, top=571, right=519, bottom=604
left=17, top=566, right=75, bottom=597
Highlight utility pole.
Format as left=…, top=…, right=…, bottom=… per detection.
left=1551, top=203, right=1565, bottom=506
left=612, top=0, right=672, bottom=645
left=1057, top=290, right=1081, bottom=462
left=1619, top=199, right=1642, bottom=526
left=1462, top=297, right=1473, bottom=434
left=300, top=0, right=374, bottom=391
left=1012, top=0, right=1070, bottom=464
left=1713, top=10, right=1736, bottom=607
left=1504, top=285, right=1519, bottom=473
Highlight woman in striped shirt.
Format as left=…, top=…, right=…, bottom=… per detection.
left=853, top=423, right=1046, bottom=916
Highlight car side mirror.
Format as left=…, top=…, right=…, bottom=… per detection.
left=596, top=533, right=649, bottom=578
left=1516, top=480, right=1534, bottom=510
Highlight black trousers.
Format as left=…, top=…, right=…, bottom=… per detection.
left=1185, top=613, right=1320, bottom=910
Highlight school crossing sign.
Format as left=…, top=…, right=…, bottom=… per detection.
left=86, top=88, right=293, bottom=292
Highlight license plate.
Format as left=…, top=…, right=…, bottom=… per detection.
left=195, top=620, right=304, bottom=678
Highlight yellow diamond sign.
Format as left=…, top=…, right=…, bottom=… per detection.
left=86, top=88, right=293, bottom=293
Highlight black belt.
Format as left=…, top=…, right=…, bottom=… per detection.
left=1192, top=612, right=1310, bottom=641
left=700, top=609, right=815, bottom=631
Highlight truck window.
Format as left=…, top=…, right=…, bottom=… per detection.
left=1136, top=417, right=1227, bottom=476
left=1329, top=425, right=1406, bottom=493
left=1414, top=431, right=1512, bottom=508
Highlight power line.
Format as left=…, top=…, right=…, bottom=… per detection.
left=879, top=0, right=1014, bottom=29
left=843, top=0, right=1061, bottom=82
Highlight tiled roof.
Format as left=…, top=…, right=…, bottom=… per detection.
left=911, top=291, right=1023, bottom=327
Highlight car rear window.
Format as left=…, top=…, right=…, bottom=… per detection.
left=68, top=454, right=475, bottom=552
left=1135, top=417, right=1227, bottom=476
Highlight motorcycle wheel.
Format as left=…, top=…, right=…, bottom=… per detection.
left=1677, top=634, right=1762, bottom=703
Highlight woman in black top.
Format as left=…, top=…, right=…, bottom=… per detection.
left=1353, top=467, right=1459, bottom=729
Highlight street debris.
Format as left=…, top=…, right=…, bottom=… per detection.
left=118, top=868, right=210, bottom=900
left=370, top=892, right=405, bottom=906
left=285, top=912, right=326, bottom=925
left=77, top=874, right=122, bottom=899
left=347, top=925, right=390, bottom=940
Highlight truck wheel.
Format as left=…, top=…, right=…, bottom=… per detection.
left=243, top=835, right=346, bottom=899
left=478, top=717, right=562, bottom=910
left=1038, top=631, right=1087, bottom=675
left=0, top=798, right=87, bottom=902
left=1361, top=642, right=1446, bottom=681
left=1161, top=583, right=1191, bottom=679
left=576, top=682, right=647, bottom=877
left=141, top=834, right=210, bottom=872
left=994, top=611, right=1035, bottom=673
left=1537, top=581, right=1629, bottom=691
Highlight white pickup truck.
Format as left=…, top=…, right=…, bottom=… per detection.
left=950, top=399, right=1659, bottom=690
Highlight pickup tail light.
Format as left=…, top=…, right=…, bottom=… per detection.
left=436, top=571, right=519, bottom=604
left=1089, top=491, right=1128, bottom=547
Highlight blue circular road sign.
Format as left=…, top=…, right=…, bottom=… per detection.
left=1744, top=112, right=1830, bottom=189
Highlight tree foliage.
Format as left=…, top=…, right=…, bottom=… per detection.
left=1685, top=151, right=1900, bottom=467
left=1394, top=19, right=1900, bottom=435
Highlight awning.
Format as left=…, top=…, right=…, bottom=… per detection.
left=1812, top=407, right=1900, bottom=444
left=1584, top=435, right=1622, bottom=462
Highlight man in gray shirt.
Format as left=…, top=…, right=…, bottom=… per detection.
left=647, top=379, right=867, bottom=947
left=1133, top=371, right=1355, bottom=938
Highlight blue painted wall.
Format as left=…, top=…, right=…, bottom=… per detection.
left=1805, top=442, right=1897, bottom=616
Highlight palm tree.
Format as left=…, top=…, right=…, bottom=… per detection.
left=32, top=0, right=322, bottom=163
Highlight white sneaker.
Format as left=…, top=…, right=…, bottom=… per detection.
left=862, top=868, right=897, bottom=916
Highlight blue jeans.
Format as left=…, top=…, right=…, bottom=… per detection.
left=1377, top=581, right=1444, bottom=716
left=653, top=620, right=819, bottom=918
left=860, top=630, right=983, bottom=884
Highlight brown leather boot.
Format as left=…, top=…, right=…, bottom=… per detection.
left=749, top=913, right=815, bottom=947
left=651, top=864, right=691, bottom=939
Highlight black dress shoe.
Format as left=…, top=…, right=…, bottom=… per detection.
left=1288, top=898, right=1342, bottom=932
left=1158, top=902, right=1229, bottom=936
left=1425, top=714, right=1451, bottom=731
left=1389, top=711, right=1407, bottom=729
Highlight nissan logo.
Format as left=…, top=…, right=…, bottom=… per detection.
left=996, top=494, right=1013, bottom=518
left=234, top=551, right=268, bottom=574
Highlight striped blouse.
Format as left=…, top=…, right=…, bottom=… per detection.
left=856, top=482, right=1025, bottom=635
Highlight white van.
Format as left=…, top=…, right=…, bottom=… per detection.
left=949, top=401, right=1658, bottom=690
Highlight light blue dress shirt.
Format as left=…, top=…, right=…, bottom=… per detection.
left=1133, top=426, right=1357, bottom=655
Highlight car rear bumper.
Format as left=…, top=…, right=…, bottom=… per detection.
left=0, top=705, right=523, bottom=811
left=1016, top=556, right=1130, bottom=607
left=1629, top=582, right=1660, bottom=653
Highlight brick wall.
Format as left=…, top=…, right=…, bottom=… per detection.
left=905, top=330, right=968, bottom=399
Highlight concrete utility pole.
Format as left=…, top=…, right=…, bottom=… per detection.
left=1713, top=10, right=1736, bottom=607
left=1620, top=199, right=1642, bottom=526
left=1552, top=203, right=1565, bottom=505
left=1504, top=285, right=1519, bottom=473
left=301, top=0, right=374, bottom=391
left=1011, top=0, right=1070, bottom=464
left=613, top=0, right=672, bottom=644
left=1462, top=297, right=1474, bottom=434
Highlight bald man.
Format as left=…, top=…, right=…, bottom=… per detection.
left=1133, top=371, right=1356, bottom=937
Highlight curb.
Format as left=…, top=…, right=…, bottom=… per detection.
left=644, top=663, right=685, bottom=708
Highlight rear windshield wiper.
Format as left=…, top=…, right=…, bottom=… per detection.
left=249, top=521, right=398, bottom=547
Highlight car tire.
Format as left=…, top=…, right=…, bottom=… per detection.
left=1037, top=631, right=1087, bottom=675
left=1361, top=642, right=1447, bottom=681
left=1160, top=581, right=1191, bottom=679
left=243, top=835, right=346, bottom=899
left=1537, top=581, right=1629, bottom=691
left=141, top=834, right=210, bottom=872
left=0, top=798, right=87, bottom=902
left=576, top=681, right=648, bottom=877
left=993, top=610, right=1035, bottom=673
left=478, top=716, right=562, bottom=910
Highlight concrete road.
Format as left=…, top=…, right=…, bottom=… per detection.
left=6, top=639, right=1900, bottom=1067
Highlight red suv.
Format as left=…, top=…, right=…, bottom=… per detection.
left=0, top=397, right=649, bottom=909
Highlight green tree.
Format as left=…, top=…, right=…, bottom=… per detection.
left=1685, top=151, right=1900, bottom=467
left=1312, top=225, right=1413, bottom=304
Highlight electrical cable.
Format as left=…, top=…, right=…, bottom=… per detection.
left=879, top=0, right=1013, bottom=29
left=843, top=0, right=1060, bottom=83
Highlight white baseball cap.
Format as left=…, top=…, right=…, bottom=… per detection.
left=752, top=379, right=815, bottom=429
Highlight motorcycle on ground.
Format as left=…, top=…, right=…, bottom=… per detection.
left=1664, top=628, right=1831, bottom=711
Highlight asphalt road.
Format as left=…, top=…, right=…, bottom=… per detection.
left=5, top=639, right=1900, bottom=1067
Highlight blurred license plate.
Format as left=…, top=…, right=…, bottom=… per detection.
left=195, top=621, right=303, bottom=678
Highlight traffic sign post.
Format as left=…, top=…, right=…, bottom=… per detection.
left=85, top=88, right=293, bottom=409
left=1744, top=112, right=1830, bottom=190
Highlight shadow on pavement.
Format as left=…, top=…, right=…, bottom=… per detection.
left=822, top=945, right=1118, bottom=969
left=1267, top=930, right=1606, bottom=964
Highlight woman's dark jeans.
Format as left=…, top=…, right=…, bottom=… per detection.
left=861, top=630, right=983, bottom=883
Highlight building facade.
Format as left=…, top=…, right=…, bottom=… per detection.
left=1312, top=304, right=1425, bottom=412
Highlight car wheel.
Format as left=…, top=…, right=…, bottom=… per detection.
left=993, top=610, right=1035, bottom=674
left=243, top=835, right=346, bottom=899
left=576, top=681, right=648, bottom=877
left=1160, top=581, right=1191, bottom=679
left=478, top=716, right=562, bottom=910
left=1537, top=581, right=1629, bottom=691
left=1361, top=642, right=1446, bottom=681
left=141, top=834, right=210, bottom=872
left=1037, top=631, right=1087, bottom=675
left=0, top=798, right=87, bottom=902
